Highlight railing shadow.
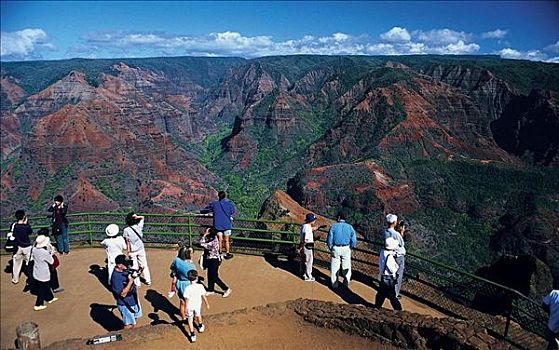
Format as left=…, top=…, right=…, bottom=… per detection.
left=144, top=289, right=190, bottom=342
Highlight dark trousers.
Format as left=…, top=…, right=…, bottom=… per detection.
left=547, top=328, right=559, bottom=350
left=375, top=277, right=402, bottom=311
left=50, top=268, right=60, bottom=290
left=35, top=280, right=54, bottom=306
left=206, top=259, right=228, bottom=292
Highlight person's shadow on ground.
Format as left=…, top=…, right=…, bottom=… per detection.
left=89, top=303, right=123, bottom=331
left=144, top=289, right=190, bottom=341
left=263, top=253, right=374, bottom=307
left=88, top=264, right=111, bottom=291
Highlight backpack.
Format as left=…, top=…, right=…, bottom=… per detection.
left=4, top=223, right=17, bottom=253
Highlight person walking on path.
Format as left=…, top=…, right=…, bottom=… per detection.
left=183, top=270, right=210, bottom=343
left=101, top=224, right=127, bottom=284
left=327, top=212, right=357, bottom=289
left=111, top=254, right=142, bottom=330
left=375, top=237, right=403, bottom=311
left=47, top=195, right=70, bottom=254
left=543, top=285, right=559, bottom=350
left=123, top=212, right=151, bottom=286
left=199, top=228, right=231, bottom=297
left=169, top=246, right=197, bottom=324
left=37, top=228, right=64, bottom=293
left=11, top=210, right=33, bottom=284
left=299, top=213, right=319, bottom=282
left=31, top=235, right=58, bottom=311
left=383, top=214, right=406, bottom=297
left=200, top=191, right=237, bottom=260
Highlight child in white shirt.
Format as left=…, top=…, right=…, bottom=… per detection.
left=101, top=224, right=127, bottom=284
left=183, top=270, right=210, bottom=343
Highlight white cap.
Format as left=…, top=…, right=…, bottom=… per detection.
left=385, top=237, right=399, bottom=250
left=386, top=214, right=398, bottom=224
left=105, top=224, right=119, bottom=237
left=35, top=235, right=50, bottom=248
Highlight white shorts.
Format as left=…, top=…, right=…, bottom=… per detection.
left=216, top=230, right=232, bottom=237
left=187, top=306, right=202, bottom=318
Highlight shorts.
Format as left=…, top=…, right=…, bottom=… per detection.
left=216, top=230, right=232, bottom=237
left=117, top=303, right=142, bottom=325
left=187, top=306, right=202, bottom=318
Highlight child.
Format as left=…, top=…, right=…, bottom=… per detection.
left=101, top=224, right=127, bottom=284
left=374, top=237, right=403, bottom=311
left=183, top=269, right=210, bottom=343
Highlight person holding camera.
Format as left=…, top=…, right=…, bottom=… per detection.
left=384, top=213, right=406, bottom=298
left=375, top=237, right=403, bottom=311
left=123, top=212, right=151, bottom=286
left=47, top=195, right=70, bottom=254
left=11, top=210, right=33, bottom=284
left=111, top=254, right=142, bottom=329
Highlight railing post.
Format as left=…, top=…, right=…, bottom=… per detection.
left=187, top=215, right=192, bottom=247
left=503, top=294, right=513, bottom=340
left=87, top=213, right=93, bottom=245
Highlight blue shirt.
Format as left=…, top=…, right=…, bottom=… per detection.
left=327, top=220, right=357, bottom=249
left=201, top=199, right=237, bottom=230
left=544, top=289, right=559, bottom=332
left=111, top=269, right=137, bottom=306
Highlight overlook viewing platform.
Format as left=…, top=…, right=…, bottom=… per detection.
left=0, top=212, right=550, bottom=349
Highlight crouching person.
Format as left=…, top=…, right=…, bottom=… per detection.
left=111, top=255, right=142, bottom=329
left=375, top=237, right=402, bottom=311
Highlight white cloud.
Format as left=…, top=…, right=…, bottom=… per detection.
left=544, top=41, right=559, bottom=54
left=413, top=29, right=472, bottom=45
left=380, top=27, right=411, bottom=42
left=497, top=48, right=557, bottom=63
left=481, top=29, right=508, bottom=39
left=0, top=28, right=55, bottom=60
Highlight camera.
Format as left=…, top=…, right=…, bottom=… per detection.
left=123, top=266, right=144, bottom=279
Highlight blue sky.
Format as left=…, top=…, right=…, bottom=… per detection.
left=1, top=1, right=558, bottom=62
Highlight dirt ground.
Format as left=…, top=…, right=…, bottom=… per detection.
left=1, top=248, right=443, bottom=349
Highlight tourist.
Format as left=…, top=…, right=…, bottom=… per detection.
left=300, top=213, right=318, bottom=281
left=384, top=214, right=406, bottom=297
left=169, top=246, right=197, bottom=325
left=374, top=237, right=403, bottom=311
left=327, top=212, right=357, bottom=288
left=11, top=210, right=33, bottom=285
left=183, top=270, right=210, bottom=343
left=123, top=212, right=151, bottom=286
left=37, top=228, right=64, bottom=293
left=543, top=285, right=559, bottom=350
left=47, top=195, right=70, bottom=254
left=111, top=254, right=142, bottom=329
left=101, top=224, right=127, bottom=284
left=199, top=228, right=231, bottom=297
left=200, top=191, right=237, bottom=259
left=31, top=235, right=58, bottom=311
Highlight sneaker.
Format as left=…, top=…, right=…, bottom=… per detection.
left=198, top=324, right=205, bottom=333
left=11, top=279, right=18, bottom=284
left=145, top=281, right=152, bottom=286
left=190, top=334, right=197, bottom=343
left=48, top=297, right=59, bottom=304
left=167, top=290, right=176, bottom=298
left=224, top=253, right=234, bottom=260
left=34, top=305, right=47, bottom=311
left=223, top=289, right=232, bottom=298
left=205, top=291, right=215, bottom=296
left=53, top=287, right=65, bottom=293
left=305, top=277, right=316, bottom=282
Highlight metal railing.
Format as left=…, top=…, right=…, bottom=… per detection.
left=0, top=212, right=549, bottom=349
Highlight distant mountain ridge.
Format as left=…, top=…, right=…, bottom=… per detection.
left=1, top=55, right=558, bottom=289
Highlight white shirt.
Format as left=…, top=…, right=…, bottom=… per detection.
left=123, top=219, right=145, bottom=252
left=101, top=236, right=127, bottom=263
left=300, top=223, right=314, bottom=243
left=378, top=249, right=399, bottom=280
left=544, top=289, right=559, bottom=332
left=183, top=283, right=206, bottom=310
